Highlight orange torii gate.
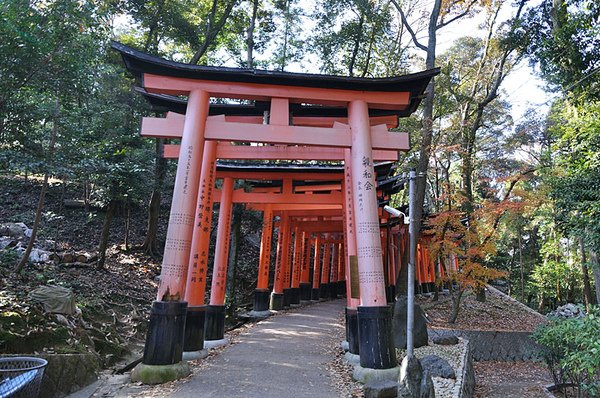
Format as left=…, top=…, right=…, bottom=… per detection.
left=113, top=41, right=438, bottom=382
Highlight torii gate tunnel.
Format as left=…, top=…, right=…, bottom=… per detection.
left=113, top=41, right=439, bottom=379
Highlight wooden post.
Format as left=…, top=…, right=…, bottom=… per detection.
left=205, top=177, right=234, bottom=341
left=348, top=100, right=396, bottom=370
left=270, top=212, right=289, bottom=310
left=147, top=89, right=209, bottom=366
left=290, top=226, right=303, bottom=304
left=254, top=205, right=273, bottom=312
left=311, top=235, right=322, bottom=300
left=182, top=139, right=217, bottom=354
left=299, top=231, right=312, bottom=301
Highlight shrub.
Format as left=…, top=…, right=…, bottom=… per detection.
left=534, top=305, right=600, bottom=397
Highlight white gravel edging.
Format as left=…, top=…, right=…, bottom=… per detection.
left=396, top=337, right=470, bottom=397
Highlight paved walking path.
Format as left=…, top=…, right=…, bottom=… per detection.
left=170, top=299, right=345, bottom=398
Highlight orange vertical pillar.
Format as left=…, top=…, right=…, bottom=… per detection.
left=320, top=238, right=332, bottom=299
left=182, top=139, right=217, bottom=356
left=270, top=212, right=289, bottom=310
left=299, top=231, right=312, bottom=301
left=348, top=99, right=397, bottom=370
left=337, top=241, right=346, bottom=297
left=329, top=241, right=340, bottom=299
left=144, top=90, right=209, bottom=367
left=205, top=177, right=234, bottom=342
left=254, top=205, right=273, bottom=313
left=311, top=235, right=322, bottom=300
left=290, top=226, right=302, bottom=305
left=343, top=149, right=360, bottom=355
left=281, top=215, right=293, bottom=307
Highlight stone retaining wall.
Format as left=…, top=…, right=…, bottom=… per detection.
left=429, top=328, right=542, bottom=361
left=2, top=353, right=100, bottom=398
left=40, top=353, right=100, bottom=398
left=457, top=343, right=475, bottom=398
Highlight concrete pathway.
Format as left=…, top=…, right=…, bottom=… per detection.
left=170, top=299, right=345, bottom=398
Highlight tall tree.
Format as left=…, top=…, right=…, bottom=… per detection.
left=313, top=0, right=408, bottom=77
left=391, top=0, right=492, bottom=244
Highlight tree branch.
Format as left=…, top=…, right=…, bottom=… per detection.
left=390, top=0, right=428, bottom=52
left=436, top=0, right=478, bottom=29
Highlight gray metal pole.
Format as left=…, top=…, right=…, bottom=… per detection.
left=406, top=169, right=417, bottom=357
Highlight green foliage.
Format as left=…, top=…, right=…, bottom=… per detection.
left=534, top=306, right=600, bottom=396
left=519, top=0, right=600, bottom=97
left=548, top=100, right=600, bottom=252
left=0, top=249, right=20, bottom=268
left=312, top=0, right=408, bottom=77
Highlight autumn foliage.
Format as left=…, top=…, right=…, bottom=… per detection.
left=425, top=192, right=512, bottom=322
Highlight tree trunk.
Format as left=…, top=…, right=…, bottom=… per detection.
left=395, top=231, right=409, bottom=297
left=412, top=0, right=442, bottom=254
left=475, top=286, right=486, bottom=302
left=519, top=235, right=525, bottom=302
left=97, top=200, right=117, bottom=270
left=142, top=138, right=166, bottom=256
left=579, top=238, right=594, bottom=307
left=15, top=97, right=59, bottom=273
left=246, top=0, right=259, bottom=68
left=189, top=0, right=236, bottom=65
left=15, top=174, right=49, bottom=273
left=448, top=288, right=464, bottom=324
left=348, top=12, right=365, bottom=77
left=590, top=249, right=600, bottom=305
left=538, top=295, right=545, bottom=313
left=124, top=199, right=131, bottom=250
left=226, top=205, right=242, bottom=316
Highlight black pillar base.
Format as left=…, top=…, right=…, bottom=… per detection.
left=319, top=283, right=330, bottom=299
left=183, top=305, right=206, bottom=352
left=337, top=281, right=346, bottom=297
left=386, top=285, right=396, bottom=303
left=283, top=288, right=292, bottom=307
left=142, top=301, right=187, bottom=365
left=328, top=282, right=338, bottom=299
left=311, top=288, right=320, bottom=301
left=299, top=283, right=312, bottom=301
left=426, top=282, right=435, bottom=293
left=357, top=306, right=397, bottom=369
left=253, top=289, right=270, bottom=312
left=204, top=305, right=226, bottom=341
left=289, top=287, right=301, bottom=305
left=270, top=292, right=284, bottom=310
left=345, top=307, right=360, bottom=355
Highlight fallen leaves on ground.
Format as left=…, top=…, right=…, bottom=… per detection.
left=417, top=288, right=547, bottom=332
left=474, top=360, right=553, bottom=398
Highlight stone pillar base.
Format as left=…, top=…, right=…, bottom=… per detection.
left=246, top=309, right=272, bottom=319
left=182, top=349, right=208, bottom=361
left=131, top=361, right=190, bottom=385
left=344, top=351, right=361, bottom=365
left=204, top=338, right=229, bottom=349
left=352, top=365, right=400, bottom=384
